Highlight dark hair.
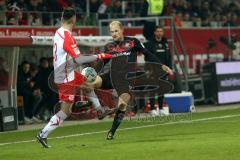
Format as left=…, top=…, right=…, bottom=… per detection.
left=62, top=8, right=76, bottom=21
left=21, top=61, right=30, bottom=66
left=154, top=25, right=164, bottom=31
left=39, top=57, right=48, bottom=64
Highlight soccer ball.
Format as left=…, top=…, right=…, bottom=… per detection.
left=81, top=67, right=97, bottom=82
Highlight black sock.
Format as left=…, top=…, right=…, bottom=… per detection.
left=109, top=110, right=125, bottom=135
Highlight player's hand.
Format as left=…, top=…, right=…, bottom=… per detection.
left=162, top=65, right=173, bottom=75
left=96, top=53, right=112, bottom=60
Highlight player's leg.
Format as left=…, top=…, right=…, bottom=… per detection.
left=107, top=93, right=131, bottom=140
left=91, top=75, right=102, bottom=89
left=75, top=71, right=103, bottom=111
left=36, top=79, right=77, bottom=148
left=81, top=75, right=103, bottom=111
left=149, top=97, right=159, bottom=116
left=84, top=74, right=115, bottom=120
left=37, top=102, right=72, bottom=148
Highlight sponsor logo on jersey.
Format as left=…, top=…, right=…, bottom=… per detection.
left=113, top=51, right=131, bottom=57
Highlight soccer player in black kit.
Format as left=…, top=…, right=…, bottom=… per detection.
left=99, top=21, right=173, bottom=140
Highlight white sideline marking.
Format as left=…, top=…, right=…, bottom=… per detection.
left=0, top=114, right=240, bottom=147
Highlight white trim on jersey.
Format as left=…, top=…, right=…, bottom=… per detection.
left=53, top=27, right=77, bottom=84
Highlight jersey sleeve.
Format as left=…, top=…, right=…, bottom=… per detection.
left=133, top=38, right=161, bottom=63
left=63, top=31, right=81, bottom=58
left=133, top=38, right=145, bottom=50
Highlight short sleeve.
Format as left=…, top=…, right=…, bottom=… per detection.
left=63, top=31, right=81, bottom=58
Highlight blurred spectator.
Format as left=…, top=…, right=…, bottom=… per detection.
left=175, top=11, right=183, bottom=27
left=221, top=12, right=239, bottom=27
left=78, top=0, right=87, bottom=12
left=26, top=0, right=43, bottom=25
left=46, top=0, right=62, bottom=12
left=172, top=0, right=190, bottom=14
left=97, top=0, right=110, bottom=21
left=141, top=0, right=165, bottom=40
left=98, top=0, right=111, bottom=14
left=57, top=0, right=69, bottom=10
left=181, top=12, right=192, bottom=27
left=164, top=11, right=183, bottom=27
left=17, top=61, right=42, bottom=124
left=232, top=13, right=240, bottom=26
left=183, top=12, right=190, bottom=21
left=8, top=0, right=27, bottom=11
left=229, top=13, right=239, bottom=26
left=0, top=57, right=9, bottom=89
left=90, top=0, right=101, bottom=13
left=28, top=65, right=43, bottom=122
left=0, top=0, right=7, bottom=24
left=108, top=0, right=122, bottom=18
left=35, top=57, right=51, bottom=95
left=141, top=0, right=164, bottom=17
left=26, top=0, right=43, bottom=11
left=35, top=57, right=55, bottom=116
left=211, top=13, right=222, bottom=27
left=17, top=61, right=31, bottom=123
left=122, top=9, right=133, bottom=27
left=75, top=13, right=86, bottom=26
left=201, top=17, right=211, bottom=27
left=17, top=10, right=27, bottom=25
left=192, top=14, right=201, bottom=27
left=144, top=26, right=172, bottom=116
left=28, top=13, right=42, bottom=25
left=200, top=1, right=211, bottom=20
left=7, top=15, right=17, bottom=25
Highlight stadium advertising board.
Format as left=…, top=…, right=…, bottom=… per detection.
left=216, top=61, right=240, bottom=104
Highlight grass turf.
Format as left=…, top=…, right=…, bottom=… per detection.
left=1, top=108, right=240, bottom=160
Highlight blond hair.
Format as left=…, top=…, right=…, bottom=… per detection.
left=109, top=21, right=123, bottom=29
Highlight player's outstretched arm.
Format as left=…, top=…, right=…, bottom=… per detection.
left=74, top=53, right=112, bottom=65
left=63, top=32, right=112, bottom=65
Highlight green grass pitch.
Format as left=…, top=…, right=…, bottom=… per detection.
left=1, top=108, right=240, bottom=160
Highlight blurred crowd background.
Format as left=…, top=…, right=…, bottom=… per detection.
left=0, top=0, right=239, bottom=27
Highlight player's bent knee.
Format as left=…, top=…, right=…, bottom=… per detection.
left=120, top=93, right=131, bottom=102
left=93, top=75, right=102, bottom=88
left=118, top=93, right=131, bottom=111
left=80, top=83, right=94, bottom=94
left=83, top=76, right=102, bottom=90
left=61, top=102, right=73, bottom=116
left=118, top=103, right=127, bottom=111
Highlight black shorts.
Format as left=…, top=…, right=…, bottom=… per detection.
left=100, top=72, right=130, bottom=96
left=100, top=72, right=113, bottom=90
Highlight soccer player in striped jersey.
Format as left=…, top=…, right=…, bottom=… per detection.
left=36, top=8, right=114, bottom=148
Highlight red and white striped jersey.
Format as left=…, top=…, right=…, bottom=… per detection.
left=53, top=27, right=80, bottom=84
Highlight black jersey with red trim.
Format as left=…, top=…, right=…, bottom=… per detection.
left=104, top=36, right=159, bottom=63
